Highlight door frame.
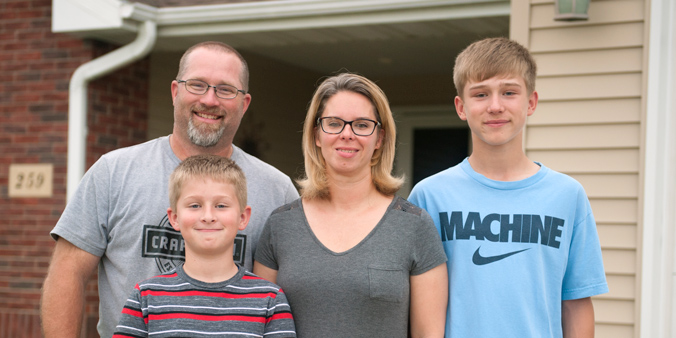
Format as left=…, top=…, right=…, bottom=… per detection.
left=393, top=104, right=468, bottom=197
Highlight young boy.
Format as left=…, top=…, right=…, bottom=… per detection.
left=408, top=37, right=608, bottom=337
left=113, top=155, right=296, bottom=338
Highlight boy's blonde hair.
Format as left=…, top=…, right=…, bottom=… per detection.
left=169, top=155, right=247, bottom=211
left=453, top=37, right=537, bottom=97
left=297, top=72, right=403, bottom=200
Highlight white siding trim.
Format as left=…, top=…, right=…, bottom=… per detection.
left=640, top=0, right=676, bottom=336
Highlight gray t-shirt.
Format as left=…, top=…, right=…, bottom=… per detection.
left=50, top=136, right=298, bottom=338
left=255, top=197, right=447, bottom=338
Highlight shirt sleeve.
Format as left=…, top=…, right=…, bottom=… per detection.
left=254, top=216, right=279, bottom=270
left=112, top=285, right=148, bottom=338
left=264, top=288, right=296, bottom=337
left=283, top=180, right=300, bottom=204
left=50, top=157, right=112, bottom=257
left=561, top=190, right=609, bottom=300
left=407, top=184, right=425, bottom=209
left=410, top=206, right=447, bottom=276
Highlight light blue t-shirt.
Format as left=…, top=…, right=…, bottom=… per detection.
left=408, top=158, right=608, bottom=338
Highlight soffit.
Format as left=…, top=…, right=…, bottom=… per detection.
left=154, top=17, right=509, bottom=77
left=65, top=0, right=510, bottom=77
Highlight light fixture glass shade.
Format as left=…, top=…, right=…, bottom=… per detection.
left=554, top=0, right=590, bottom=21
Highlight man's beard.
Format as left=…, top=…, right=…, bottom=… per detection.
left=187, top=117, right=225, bottom=148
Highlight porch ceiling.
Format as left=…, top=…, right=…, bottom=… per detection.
left=62, top=0, right=510, bottom=77
left=157, top=16, right=509, bottom=77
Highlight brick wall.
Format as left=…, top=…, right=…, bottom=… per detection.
left=88, top=42, right=149, bottom=167
left=0, top=1, right=149, bottom=337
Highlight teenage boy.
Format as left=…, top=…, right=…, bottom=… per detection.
left=113, top=155, right=296, bottom=338
left=408, top=37, right=608, bottom=337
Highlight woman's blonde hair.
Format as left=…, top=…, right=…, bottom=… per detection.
left=297, top=73, right=403, bottom=199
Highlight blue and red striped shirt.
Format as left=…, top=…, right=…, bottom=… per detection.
left=113, top=264, right=295, bottom=338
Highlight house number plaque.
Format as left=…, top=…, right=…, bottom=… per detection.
left=9, top=163, right=53, bottom=198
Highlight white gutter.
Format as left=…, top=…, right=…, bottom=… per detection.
left=154, top=0, right=507, bottom=24
left=156, top=0, right=508, bottom=36
left=67, top=3, right=157, bottom=201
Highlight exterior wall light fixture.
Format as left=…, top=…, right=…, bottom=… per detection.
left=554, top=0, right=590, bottom=21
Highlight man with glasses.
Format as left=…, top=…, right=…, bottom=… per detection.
left=41, top=41, right=299, bottom=338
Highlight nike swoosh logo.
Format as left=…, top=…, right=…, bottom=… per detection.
left=472, top=246, right=530, bottom=265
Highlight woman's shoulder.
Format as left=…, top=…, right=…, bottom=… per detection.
left=384, top=197, right=439, bottom=242
left=389, top=196, right=427, bottom=218
left=269, top=198, right=303, bottom=217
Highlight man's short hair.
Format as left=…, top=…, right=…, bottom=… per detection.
left=176, top=41, right=250, bottom=92
left=453, top=37, right=537, bottom=97
left=169, top=154, right=247, bottom=211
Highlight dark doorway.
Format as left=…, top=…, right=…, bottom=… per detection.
left=412, top=127, right=469, bottom=186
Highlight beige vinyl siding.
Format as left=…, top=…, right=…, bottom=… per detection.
left=532, top=98, right=640, bottom=124
left=516, top=0, right=645, bottom=337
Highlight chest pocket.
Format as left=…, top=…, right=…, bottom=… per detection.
left=368, top=266, right=407, bottom=302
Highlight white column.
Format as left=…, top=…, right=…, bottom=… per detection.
left=640, top=0, right=676, bottom=336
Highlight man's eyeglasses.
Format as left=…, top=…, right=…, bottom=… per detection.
left=177, top=79, right=247, bottom=99
left=317, top=117, right=381, bottom=136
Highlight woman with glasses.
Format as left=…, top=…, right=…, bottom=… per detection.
left=254, top=73, right=448, bottom=337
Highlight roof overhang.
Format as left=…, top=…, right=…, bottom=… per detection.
left=53, top=0, right=510, bottom=49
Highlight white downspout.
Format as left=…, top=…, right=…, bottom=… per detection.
left=67, top=6, right=157, bottom=201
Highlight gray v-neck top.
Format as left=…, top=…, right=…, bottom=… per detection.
left=255, top=196, right=447, bottom=337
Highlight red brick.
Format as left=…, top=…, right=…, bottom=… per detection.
left=31, top=82, right=56, bottom=92
left=1, top=21, right=31, bottom=30
left=15, top=31, right=43, bottom=40
left=56, top=39, right=84, bottom=49
left=2, top=84, right=29, bottom=92
left=42, top=92, right=67, bottom=101
left=42, top=72, right=69, bottom=81
left=2, top=40, right=30, bottom=49
left=13, top=94, right=41, bottom=102
left=5, top=1, right=30, bottom=9
left=0, top=53, right=14, bottom=62
left=0, top=33, right=15, bottom=41
left=57, top=58, right=90, bottom=69
left=30, top=0, right=52, bottom=8
left=29, top=61, right=57, bottom=70
left=14, top=10, right=44, bottom=19
left=0, top=12, right=17, bottom=20
left=0, top=63, right=29, bottom=72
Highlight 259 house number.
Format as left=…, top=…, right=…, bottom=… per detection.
left=9, top=164, right=53, bottom=198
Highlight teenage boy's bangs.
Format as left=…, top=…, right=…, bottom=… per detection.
left=453, top=37, right=536, bottom=97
